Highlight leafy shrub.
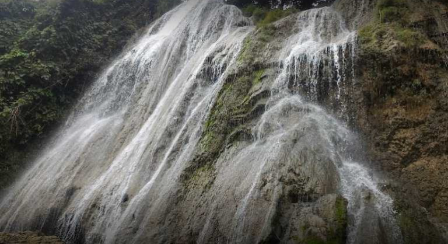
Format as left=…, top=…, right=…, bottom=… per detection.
left=242, top=5, right=297, bottom=28
left=0, top=0, right=181, bottom=188
left=396, top=28, right=425, bottom=47
left=241, top=4, right=257, bottom=17
left=378, top=0, right=408, bottom=23
left=378, top=0, right=407, bottom=9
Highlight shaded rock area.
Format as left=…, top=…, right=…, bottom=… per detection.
left=279, top=194, right=348, bottom=243
left=334, top=0, right=448, bottom=242
left=334, top=0, right=377, bottom=30
left=0, top=232, right=63, bottom=244
left=0, top=0, right=447, bottom=243
left=191, top=0, right=448, bottom=242
left=226, top=0, right=335, bottom=9
left=173, top=9, right=351, bottom=244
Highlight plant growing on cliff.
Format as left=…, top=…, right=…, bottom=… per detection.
left=358, top=0, right=428, bottom=51
left=242, top=4, right=297, bottom=28
left=378, top=0, right=408, bottom=23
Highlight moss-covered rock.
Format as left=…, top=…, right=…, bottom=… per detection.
left=351, top=0, right=448, bottom=241
left=286, top=195, right=348, bottom=244
left=0, top=231, right=63, bottom=244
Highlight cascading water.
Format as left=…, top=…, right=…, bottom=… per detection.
left=213, top=6, right=403, bottom=244
left=0, top=0, right=404, bottom=243
left=269, top=6, right=404, bottom=244
left=0, top=0, right=253, bottom=243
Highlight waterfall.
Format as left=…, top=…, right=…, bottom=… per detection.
left=0, top=0, right=253, bottom=243
left=270, top=6, right=403, bottom=244
left=0, top=0, right=403, bottom=244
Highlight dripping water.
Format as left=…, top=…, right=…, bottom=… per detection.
left=0, top=0, right=253, bottom=243
left=0, top=1, right=404, bottom=244
left=224, top=5, right=403, bottom=244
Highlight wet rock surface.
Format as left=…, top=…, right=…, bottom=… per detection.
left=0, top=0, right=447, bottom=243
left=339, top=0, right=448, bottom=242
left=0, top=232, right=63, bottom=244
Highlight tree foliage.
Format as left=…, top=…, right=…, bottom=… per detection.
left=0, top=0, right=180, bottom=188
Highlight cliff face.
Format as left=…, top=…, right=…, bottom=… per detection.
left=191, top=0, right=448, bottom=242
left=330, top=0, right=448, bottom=241
left=0, top=232, right=63, bottom=244
left=0, top=0, right=447, bottom=243
left=353, top=0, right=448, bottom=241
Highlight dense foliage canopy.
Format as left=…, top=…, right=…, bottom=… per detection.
left=0, top=0, right=180, bottom=188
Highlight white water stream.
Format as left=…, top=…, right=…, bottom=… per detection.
left=0, top=1, right=403, bottom=243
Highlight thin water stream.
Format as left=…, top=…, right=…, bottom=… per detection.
left=0, top=1, right=403, bottom=243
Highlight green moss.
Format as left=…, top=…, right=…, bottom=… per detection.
left=378, top=0, right=408, bottom=23
left=257, top=8, right=297, bottom=27
left=327, top=197, right=348, bottom=244
left=297, top=235, right=343, bottom=244
left=293, top=197, right=347, bottom=244
left=359, top=21, right=427, bottom=52
left=252, top=69, right=265, bottom=85
left=183, top=164, right=215, bottom=190
left=190, top=28, right=271, bottom=181
left=335, top=197, right=347, bottom=226
left=238, top=25, right=276, bottom=64
left=241, top=4, right=258, bottom=17
left=395, top=28, right=425, bottom=47
left=258, top=24, right=276, bottom=42
left=395, top=206, right=442, bottom=243
left=299, top=236, right=327, bottom=244
left=182, top=71, right=255, bottom=190
left=390, top=195, right=448, bottom=243
left=359, top=0, right=426, bottom=51
left=241, top=5, right=297, bottom=28
left=378, top=0, right=408, bottom=9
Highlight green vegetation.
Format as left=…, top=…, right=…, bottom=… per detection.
left=182, top=163, right=215, bottom=192
left=334, top=197, right=347, bottom=226
left=0, top=0, right=181, bottom=189
left=378, top=0, right=408, bottom=24
left=332, top=197, right=348, bottom=243
left=0, top=0, right=301, bottom=191
left=357, top=0, right=445, bottom=103
left=299, top=236, right=330, bottom=244
left=358, top=23, right=426, bottom=51
left=183, top=23, right=274, bottom=188
left=184, top=2, right=300, bottom=188
left=392, top=197, right=448, bottom=244
left=252, top=69, right=265, bottom=85
left=296, top=197, right=348, bottom=244
left=296, top=234, right=344, bottom=244
left=358, top=0, right=428, bottom=51
left=242, top=4, right=298, bottom=28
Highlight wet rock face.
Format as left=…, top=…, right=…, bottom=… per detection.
left=227, top=0, right=335, bottom=9
left=154, top=12, right=352, bottom=243
left=334, top=0, right=376, bottom=30
left=354, top=54, right=448, bottom=241
left=237, top=0, right=448, bottom=242
left=280, top=194, right=348, bottom=243
left=0, top=232, right=63, bottom=244
left=0, top=0, right=446, bottom=243
left=338, top=0, right=448, bottom=242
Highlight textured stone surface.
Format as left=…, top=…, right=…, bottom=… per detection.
left=0, top=0, right=447, bottom=243
left=0, top=232, right=63, bottom=244
left=345, top=0, right=448, bottom=242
